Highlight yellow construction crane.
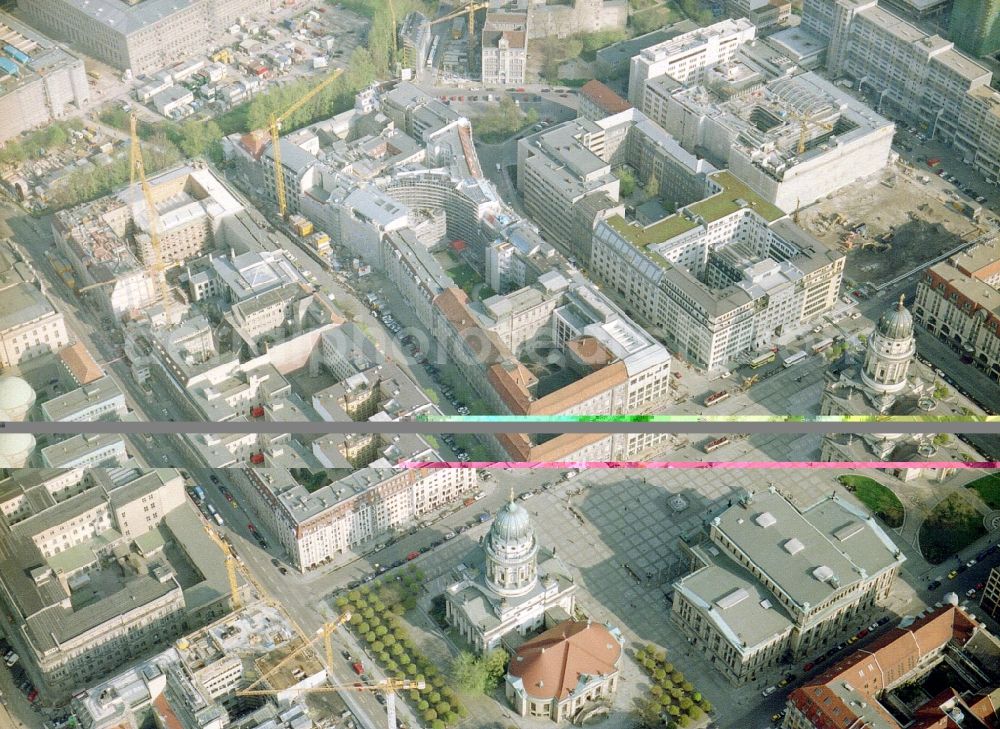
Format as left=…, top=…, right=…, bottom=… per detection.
left=237, top=610, right=352, bottom=695
left=427, top=2, right=489, bottom=59
left=388, top=0, right=400, bottom=69
left=128, top=113, right=173, bottom=324
left=265, top=68, right=344, bottom=218
left=239, top=677, right=426, bottom=729
left=203, top=523, right=244, bottom=611
left=790, top=110, right=834, bottom=155
left=76, top=279, right=117, bottom=294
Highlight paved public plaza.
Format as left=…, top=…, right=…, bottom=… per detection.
left=379, top=465, right=968, bottom=729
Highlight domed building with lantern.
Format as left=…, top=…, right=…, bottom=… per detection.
left=0, top=375, right=36, bottom=468
left=445, top=493, right=577, bottom=654
left=819, top=295, right=975, bottom=480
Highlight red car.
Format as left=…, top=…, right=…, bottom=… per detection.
left=27, top=689, right=38, bottom=703
left=407, top=551, right=420, bottom=561
left=857, top=629, right=869, bottom=638
left=804, top=662, right=816, bottom=672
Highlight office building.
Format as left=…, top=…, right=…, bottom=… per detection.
left=0, top=281, right=69, bottom=368
left=17, top=0, right=269, bottom=76
left=0, top=468, right=236, bottom=700
left=627, top=19, right=756, bottom=108
left=516, top=110, right=716, bottom=264
left=578, top=80, right=632, bottom=122
left=39, top=375, right=127, bottom=422
left=981, top=566, right=1000, bottom=620
left=645, top=71, right=895, bottom=210
left=52, top=164, right=245, bottom=320
left=801, top=0, right=1000, bottom=184
left=950, top=0, right=1000, bottom=56
left=672, top=486, right=905, bottom=684
left=591, top=171, right=843, bottom=370
left=0, top=12, right=89, bottom=144
left=432, top=273, right=673, bottom=460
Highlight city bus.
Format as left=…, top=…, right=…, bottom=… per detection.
left=748, top=351, right=776, bottom=369
left=783, top=351, right=808, bottom=368
left=704, top=390, right=731, bottom=407
left=703, top=436, right=731, bottom=453
left=811, top=338, right=834, bottom=354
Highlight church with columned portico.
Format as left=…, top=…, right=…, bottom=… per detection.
left=444, top=492, right=577, bottom=654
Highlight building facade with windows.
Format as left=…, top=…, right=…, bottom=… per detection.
left=590, top=172, right=843, bottom=370
left=446, top=496, right=577, bottom=654
left=242, top=467, right=478, bottom=572
left=913, top=240, right=1000, bottom=384
left=0, top=468, right=234, bottom=700
left=0, top=282, right=69, bottom=368
left=671, top=487, right=905, bottom=684
left=627, top=19, right=756, bottom=109
left=18, top=0, right=269, bottom=76
left=481, top=13, right=529, bottom=86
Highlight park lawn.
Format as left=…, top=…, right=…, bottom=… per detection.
left=919, top=493, right=986, bottom=564
left=838, top=475, right=904, bottom=527
left=446, top=262, right=495, bottom=300
left=967, top=473, right=1000, bottom=509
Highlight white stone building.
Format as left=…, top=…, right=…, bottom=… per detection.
left=446, top=495, right=577, bottom=653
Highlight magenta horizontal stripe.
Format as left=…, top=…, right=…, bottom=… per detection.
left=401, top=461, right=1000, bottom=469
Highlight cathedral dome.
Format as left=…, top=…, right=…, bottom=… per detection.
left=0, top=375, right=35, bottom=421
left=491, top=497, right=533, bottom=545
left=876, top=295, right=914, bottom=340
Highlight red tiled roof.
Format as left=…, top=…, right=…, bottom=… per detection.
left=509, top=620, right=621, bottom=701
left=580, top=80, right=632, bottom=115
left=58, top=342, right=103, bottom=385
left=790, top=606, right=981, bottom=729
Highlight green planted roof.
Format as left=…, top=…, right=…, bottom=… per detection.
left=605, top=213, right=697, bottom=249
left=688, top=170, right=785, bottom=224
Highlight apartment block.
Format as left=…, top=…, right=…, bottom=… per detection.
left=241, top=467, right=478, bottom=572
left=17, top=0, right=269, bottom=76
left=591, top=171, right=843, bottom=370
left=913, top=238, right=1000, bottom=383
left=627, top=19, right=756, bottom=109
left=0, top=12, right=89, bottom=144
left=671, top=487, right=905, bottom=684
